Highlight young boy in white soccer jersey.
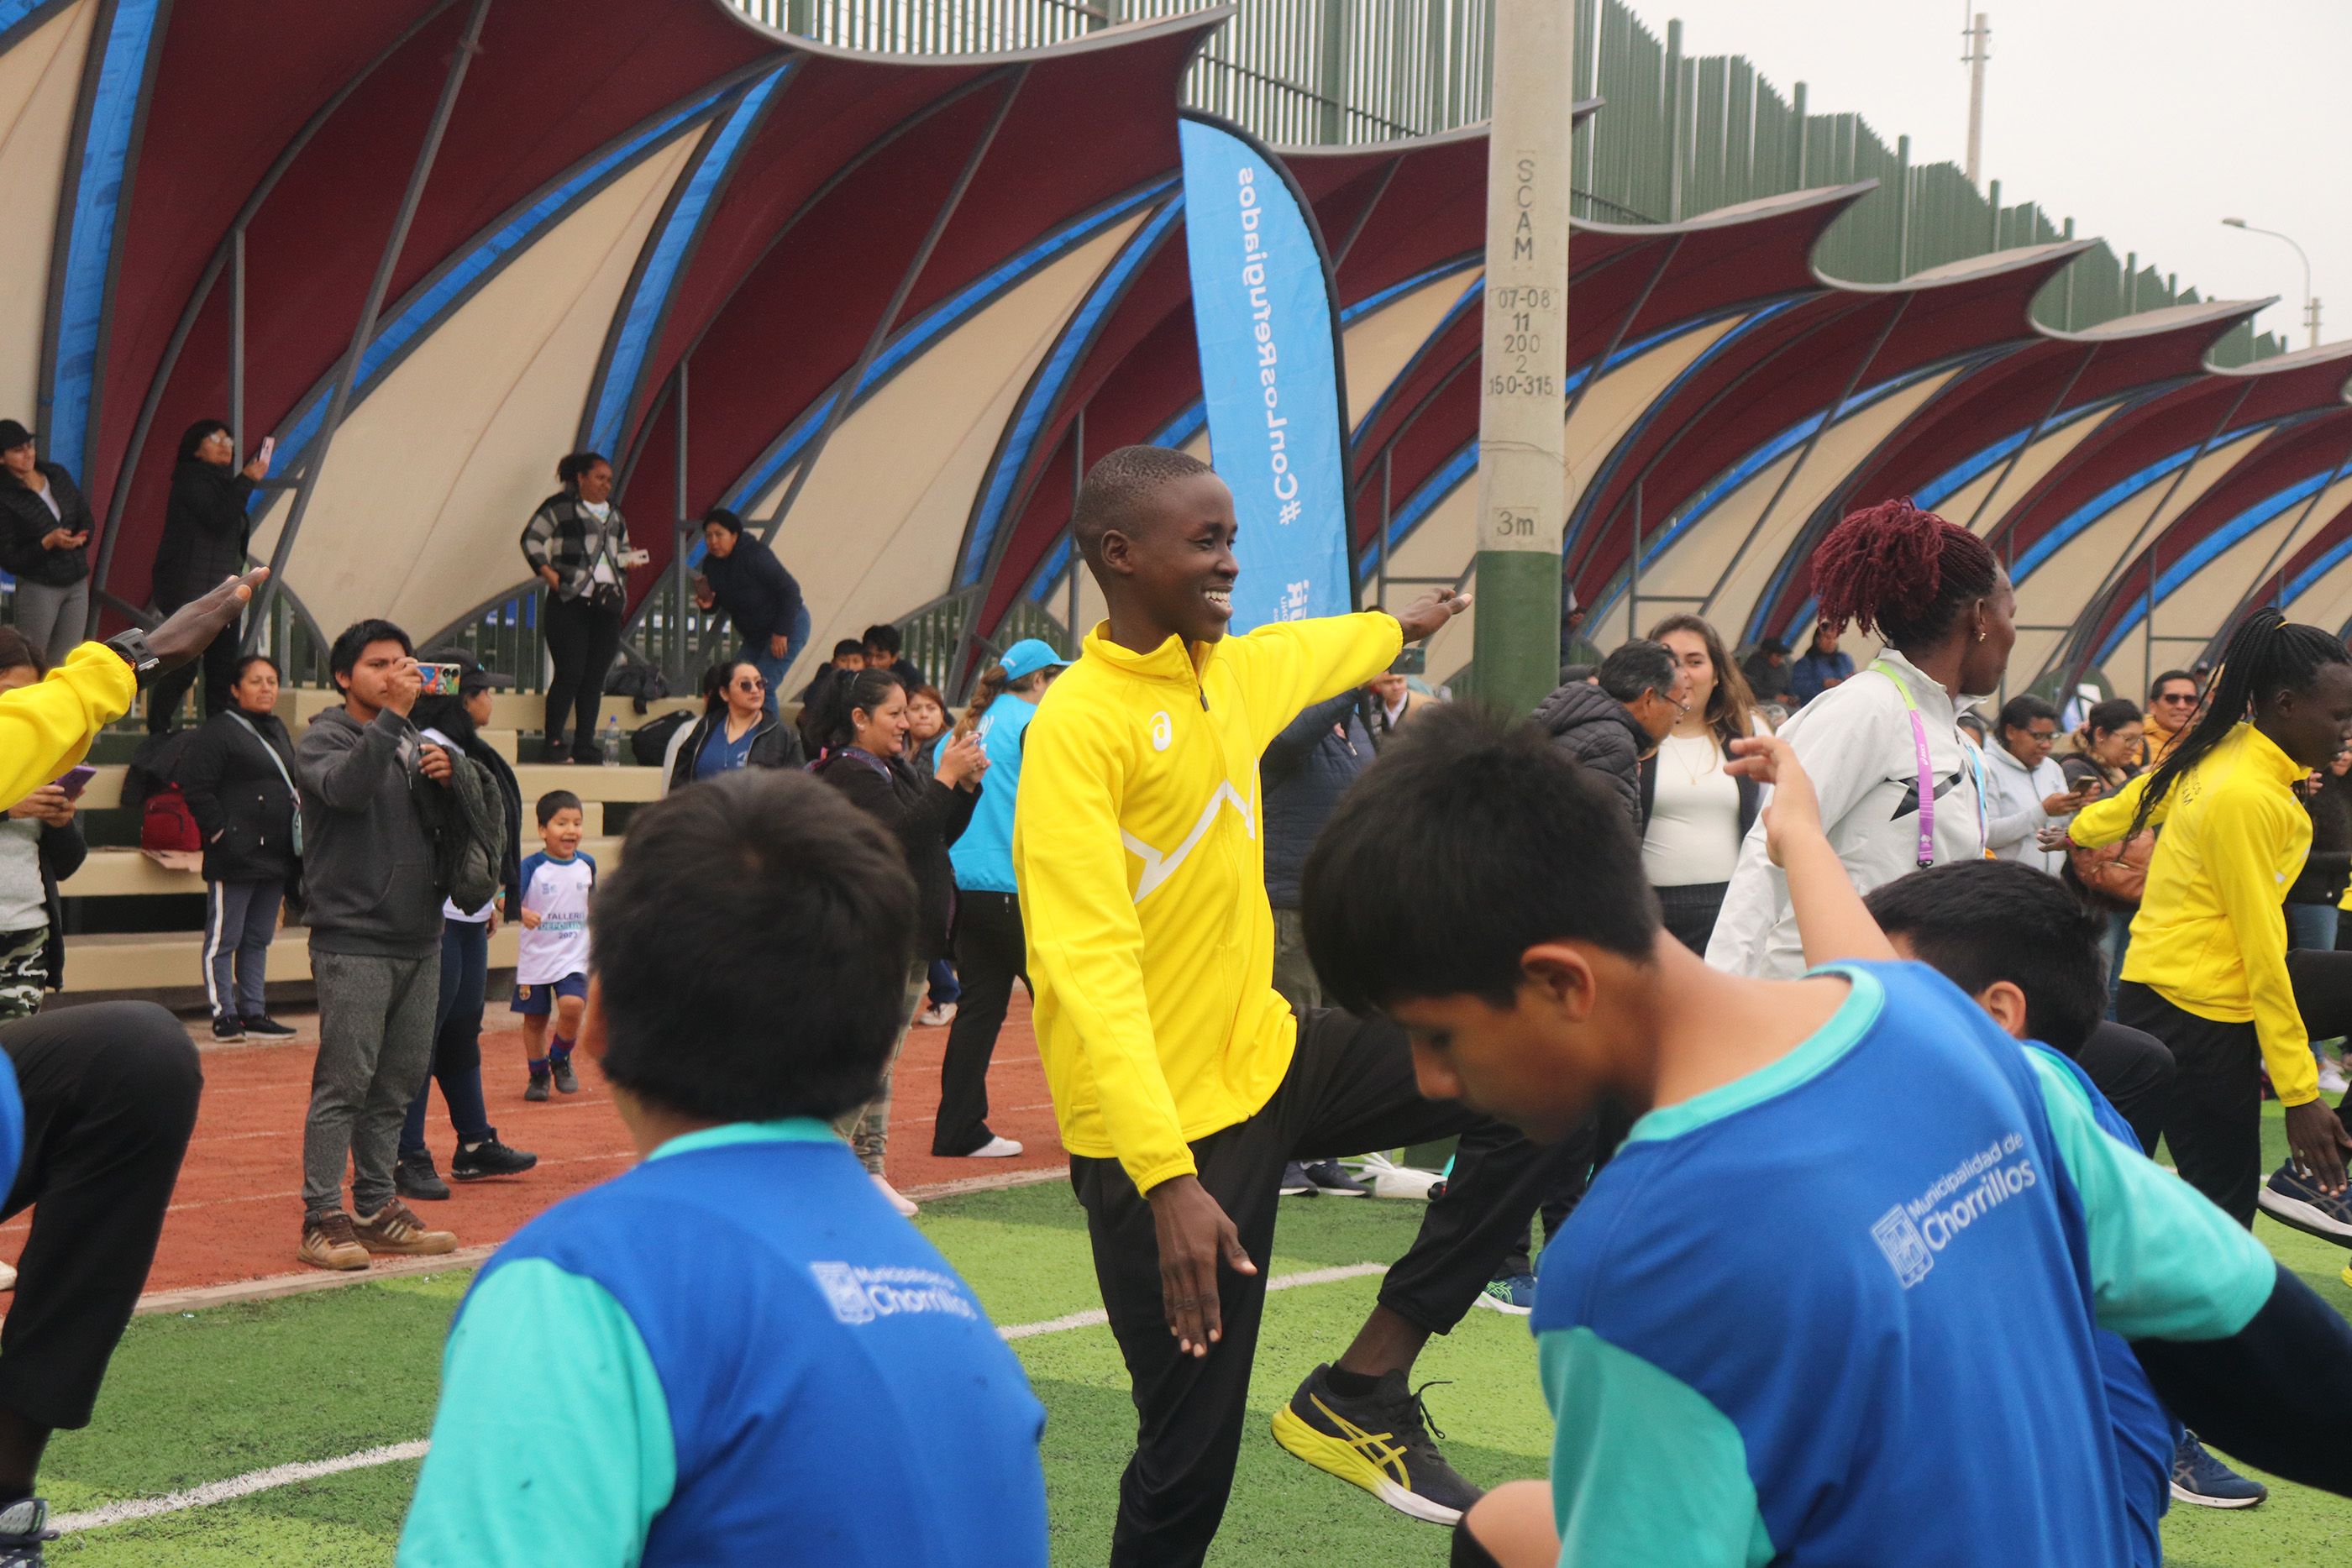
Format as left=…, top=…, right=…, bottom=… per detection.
left=512, top=790, right=593, bottom=1099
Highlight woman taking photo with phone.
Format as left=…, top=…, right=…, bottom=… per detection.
left=808, top=669, right=988, bottom=1213
left=176, top=654, right=302, bottom=1041
left=520, top=451, right=638, bottom=763
left=1982, top=694, right=2096, bottom=875
left=147, top=420, right=270, bottom=732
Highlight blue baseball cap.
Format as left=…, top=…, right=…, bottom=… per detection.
left=997, top=638, right=1067, bottom=683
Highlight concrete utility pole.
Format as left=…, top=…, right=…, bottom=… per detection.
left=1962, top=12, right=1989, bottom=186
left=1468, top=0, right=1572, bottom=716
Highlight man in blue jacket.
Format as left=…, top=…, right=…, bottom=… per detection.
left=692, top=508, right=806, bottom=716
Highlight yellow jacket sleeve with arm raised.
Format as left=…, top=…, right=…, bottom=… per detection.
left=1224, top=613, right=1404, bottom=754
left=2067, top=770, right=2162, bottom=849
left=0, top=644, right=133, bottom=810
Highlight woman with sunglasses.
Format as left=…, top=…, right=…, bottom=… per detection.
left=664, top=658, right=803, bottom=794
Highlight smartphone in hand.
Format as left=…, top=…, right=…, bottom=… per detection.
left=421, top=663, right=464, bottom=697
left=55, top=764, right=96, bottom=801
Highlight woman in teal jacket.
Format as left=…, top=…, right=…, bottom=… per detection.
left=934, top=639, right=1066, bottom=1156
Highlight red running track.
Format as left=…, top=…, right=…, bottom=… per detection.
left=0, top=996, right=1063, bottom=1297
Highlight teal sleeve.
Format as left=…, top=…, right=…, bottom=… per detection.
left=1540, top=1327, right=1773, bottom=1568
left=2025, top=1049, right=2276, bottom=1340
left=397, top=1259, right=675, bottom=1568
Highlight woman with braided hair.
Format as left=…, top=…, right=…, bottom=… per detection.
left=1708, top=498, right=2014, bottom=979
left=2065, top=608, right=2352, bottom=1238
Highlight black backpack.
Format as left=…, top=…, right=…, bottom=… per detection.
left=632, top=709, right=692, bottom=766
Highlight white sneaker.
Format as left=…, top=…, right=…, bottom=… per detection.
left=0, top=1261, right=16, bottom=1292
left=2321, top=1062, right=2350, bottom=1095
left=916, top=1003, right=958, bottom=1028
left=873, top=1173, right=919, bottom=1216
left=965, top=1135, right=1023, bottom=1158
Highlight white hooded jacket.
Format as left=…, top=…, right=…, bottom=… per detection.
left=1706, top=648, right=1988, bottom=978
left=1981, top=737, right=2070, bottom=875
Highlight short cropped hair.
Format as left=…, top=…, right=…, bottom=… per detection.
left=1596, top=639, right=1677, bottom=705
left=594, top=770, right=916, bottom=1122
left=2150, top=669, right=2196, bottom=700
left=862, top=622, right=903, bottom=655
left=831, top=638, right=866, bottom=662
left=1072, top=445, right=1213, bottom=568
left=328, top=618, right=412, bottom=682
left=1997, top=694, right=2057, bottom=734
left=1303, top=704, right=1659, bottom=1011
left=1863, top=860, right=2107, bottom=1056
left=536, top=789, right=582, bottom=826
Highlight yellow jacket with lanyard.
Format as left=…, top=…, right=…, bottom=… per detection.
left=2069, top=722, right=2318, bottom=1104
left=1013, top=612, right=1404, bottom=1193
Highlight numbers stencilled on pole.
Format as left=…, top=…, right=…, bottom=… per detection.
left=1491, top=507, right=1539, bottom=540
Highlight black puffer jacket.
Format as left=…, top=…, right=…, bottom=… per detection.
left=666, top=711, right=806, bottom=794
left=0, top=462, right=92, bottom=587
left=177, top=707, right=301, bottom=884
left=1263, top=690, right=1373, bottom=910
left=811, top=747, right=979, bottom=962
left=151, top=458, right=255, bottom=608
left=1532, top=681, right=1651, bottom=826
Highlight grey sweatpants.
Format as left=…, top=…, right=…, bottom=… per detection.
left=11, top=579, right=88, bottom=670
left=305, top=947, right=439, bottom=1216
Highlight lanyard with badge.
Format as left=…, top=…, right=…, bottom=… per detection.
left=1872, top=660, right=1989, bottom=868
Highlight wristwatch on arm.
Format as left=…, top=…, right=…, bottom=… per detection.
left=104, top=627, right=162, bottom=689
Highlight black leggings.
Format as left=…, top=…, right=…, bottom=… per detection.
left=542, top=593, right=624, bottom=757
left=0, top=1001, right=202, bottom=1428
left=933, top=891, right=1024, bottom=1156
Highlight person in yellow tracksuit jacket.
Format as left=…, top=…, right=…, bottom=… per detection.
left=1013, top=445, right=1584, bottom=1566
left=2063, top=610, right=2352, bottom=1233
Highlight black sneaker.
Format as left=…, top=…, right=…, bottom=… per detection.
left=241, top=1015, right=298, bottom=1039
left=2256, top=1161, right=2352, bottom=1245
left=525, top=1070, right=550, bottom=1103
left=452, top=1136, right=538, bottom=1181
left=0, top=1497, right=53, bottom=1565
left=395, top=1150, right=450, bottom=1202
left=2171, top=1430, right=2267, bottom=1508
left=1271, top=1365, right=1483, bottom=1524
left=1304, top=1159, right=1370, bottom=1197
left=1279, top=1162, right=1315, bottom=1197
left=210, top=1014, right=244, bottom=1042
left=551, top=1056, right=580, bottom=1094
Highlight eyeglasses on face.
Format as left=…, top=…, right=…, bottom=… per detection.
left=733, top=676, right=766, bottom=691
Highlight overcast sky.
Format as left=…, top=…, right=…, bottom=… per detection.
left=1638, top=0, right=2350, bottom=352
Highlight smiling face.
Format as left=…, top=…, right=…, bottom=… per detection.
left=2150, top=679, right=2200, bottom=729
left=541, top=805, right=585, bottom=858
left=1658, top=628, right=1715, bottom=724
left=852, top=681, right=911, bottom=759
left=575, top=462, right=614, bottom=506
left=1099, top=469, right=1239, bottom=646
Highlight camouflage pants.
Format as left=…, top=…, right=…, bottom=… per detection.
left=832, top=963, right=927, bottom=1175
left=0, top=926, right=49, bottom=1022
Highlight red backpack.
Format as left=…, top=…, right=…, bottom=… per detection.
left=141, top=784, right=202, bottom=854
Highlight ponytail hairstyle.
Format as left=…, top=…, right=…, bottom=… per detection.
left=701, top=658, right=759, bottom=718
left=806, top=667, right=907, bottom=755
left=1646, top=613, right=1756, bottom=753
left=959, top=661, right=1013, bottom=737
left=2125, top=607, right=2352, bottom=842
left=1809, top=498, right=1999, bottom=651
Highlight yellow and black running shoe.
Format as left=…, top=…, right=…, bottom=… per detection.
left=1270, top=1363, right=1482, bottom=1524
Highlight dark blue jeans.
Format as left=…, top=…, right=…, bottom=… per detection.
left=400, top=918, right=494, bottom=1156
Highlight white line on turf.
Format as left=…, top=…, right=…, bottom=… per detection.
left=53, top=1442, right=431, bottom=1534
left=57, top=1261, right=1389, bottom=1534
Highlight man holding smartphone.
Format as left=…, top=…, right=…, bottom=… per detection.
left=293, top=619, right=460, bottom=1272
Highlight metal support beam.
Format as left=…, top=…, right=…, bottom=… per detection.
left=1966, top=344, right=2094, bottom=536
left=229, top=228, right=245, bottom=472
left=2197, top=432, right=2352, bottom=663
left=671, top=359, right=690, bottom=686
left=1065, top=402, right=1084, bottom=656
left=245, top=0, right=494, bottom=648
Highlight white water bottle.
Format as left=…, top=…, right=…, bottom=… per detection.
left=603, top=715, right=622, bottom=767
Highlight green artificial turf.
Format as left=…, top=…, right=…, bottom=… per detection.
left=40, top=1110, right=2352, bottom=1564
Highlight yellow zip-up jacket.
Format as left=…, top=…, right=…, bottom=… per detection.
left=1014, top=611, right=1404, bottom=1193
left=0, top=643, right=134, bottom=810
left=2069, top=722, right=2317, bottom=1105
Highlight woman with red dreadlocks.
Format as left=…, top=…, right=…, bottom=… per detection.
left=1708, top=499, right=2015, bottom=978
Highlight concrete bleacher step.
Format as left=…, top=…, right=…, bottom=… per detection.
left=63, top=925, right=524, bottom=994
left=60, top=835, right=622, bottom=899
left=65, top=762, right=654, bottom=815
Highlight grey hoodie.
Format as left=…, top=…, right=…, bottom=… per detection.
left=295, top=706, right=443, bottom=957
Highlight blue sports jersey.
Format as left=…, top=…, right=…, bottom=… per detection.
left=1531, top=962, right=2270, bottom=1567
left=401, top=1122, right=1047, bottom=1567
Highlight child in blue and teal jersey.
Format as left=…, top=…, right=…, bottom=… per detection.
left=398, top=770, right=1046, bottom=1567
left=1300, top=706, right=2352, bottom=1568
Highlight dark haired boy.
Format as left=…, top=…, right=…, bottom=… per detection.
left=512, top=789, right=593, bottom=1099
left=863, top=620, right=927, bottom=691
left=293, top=620, right=458, bottom=1271
left=1302, top=708, right=2352, bottom=1568
left=1014, top=444, right=1593, bottom=1560
left=399, top=771, right=1047, bottom=1566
